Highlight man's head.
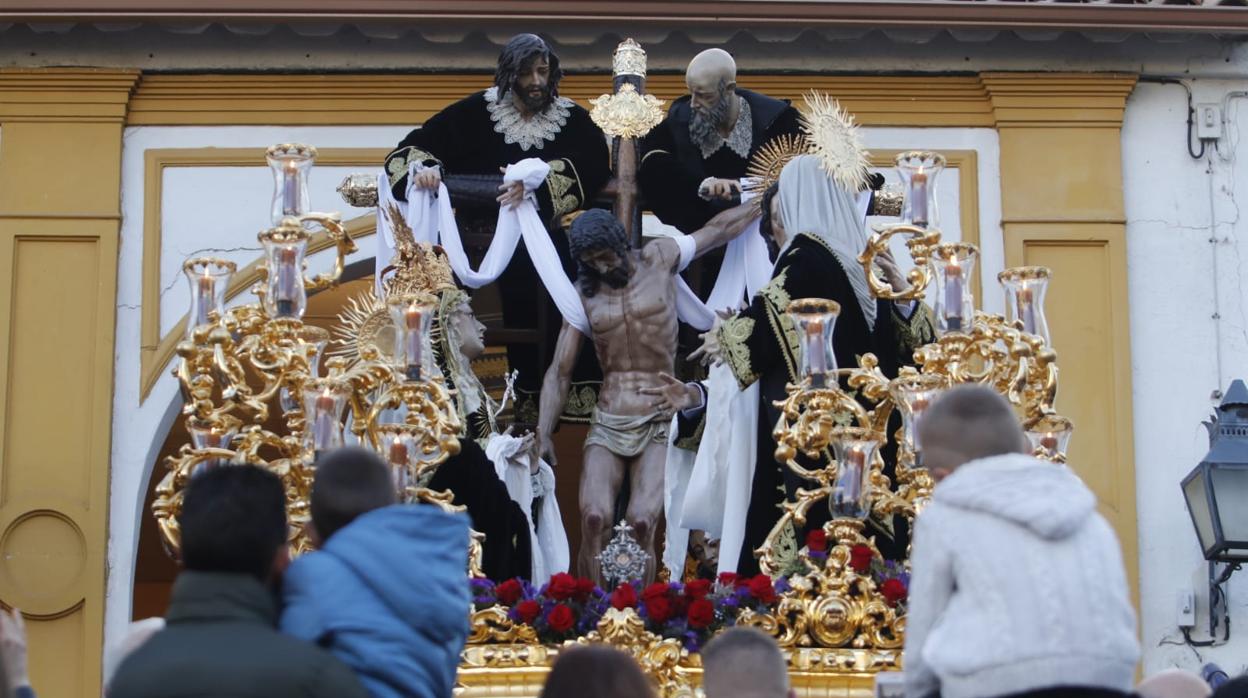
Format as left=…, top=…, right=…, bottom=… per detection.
left=917, top=384, right=1028, bottom=481
left=496, top=33, right=562, bottom=113
left=700, top=627, right=794, bottom=698
left=568, top=209, right=631, bottom=297
left=686, top=48, right=739, bottom=150
left=310, top=447, right=397, bottom=543
left=179, top=465, right=289, bottom=582
left=759, top=182, right=785, bottom=256
left=449, top=296, right=487, bottom=361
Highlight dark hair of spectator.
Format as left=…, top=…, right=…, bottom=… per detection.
left=495, top=34, right=562, bottom=101
left=539, top=645, right=657, bottom=698
left=311, top=447, right=397, bottom=541
left=179, top=465, right=288, bottom=580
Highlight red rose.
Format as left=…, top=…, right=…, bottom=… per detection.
left=747, top=574, right=777, bottom=604
left=547, top=604, right=576, bottom=633
left=880, top=579, right=908, bottom=607
left=611, top=583, right=638, bottom=610
left=641, top=582, right=671, bottom=603
left=515, top=600, right=541, bottom=625
left=547, top=572, right=578, bottom=600
left=849, top=544, right=874, bottom=574
left=495, top=578, right=523, bottom=605
left=805, top=529, right=828, bottom=552
left=646, top=595, right=674, bottom=624
left=687, top=598, right=715, bottom=629
left=574, top=576, right=596, bottom=602
left=717, top=572, right=740, bottom=587
left=684, top=579, right=712, bottom=599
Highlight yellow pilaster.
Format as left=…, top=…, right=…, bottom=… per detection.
left=983, top=72, right=1141, bottom=596
left=0, top=67, right=138, bottom=698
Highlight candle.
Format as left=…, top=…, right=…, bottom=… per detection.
left=909, top=395, right=930, bottom=450
left=805, top=317, right=827, bottom=381
left=943, top=254, right=964, bottom=332
left=1040, top=432, right=1058, bottom=454
left=282, top=160, right=300, bottom=216
left=404, top=303, right=423, bottom=381
left=910, top=169, right=929, bottom=228
left=388, top=435, right=408, bottom=465
left=312, top=387, right=337, bottom=452
left=275, top=247, right=298, bottom=317
left=196, top=267, right=215, bottom=326
left=842, top=445, right=866, bottom=503
left=1018, top=286, right=1038, bottom=335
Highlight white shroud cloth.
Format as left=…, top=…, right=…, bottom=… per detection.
left=485, top=433, right=570, bottom=582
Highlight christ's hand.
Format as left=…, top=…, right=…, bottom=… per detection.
left=536, top=430, right=557, bottom=468
left=876, top=249, right=908, bottom=293
left=639, top=373, right=702, bottom=416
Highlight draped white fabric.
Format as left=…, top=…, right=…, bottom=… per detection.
left=662, top=364, right=760, bottom=578
left=485, top=433, right=570, bottom=582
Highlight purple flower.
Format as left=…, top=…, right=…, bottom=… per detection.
left=774, top=577, right=792, bottom=594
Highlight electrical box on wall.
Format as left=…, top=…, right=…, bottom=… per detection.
left=1197, top=103, right=1223, bottom=140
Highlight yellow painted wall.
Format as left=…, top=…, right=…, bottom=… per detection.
left=0, top=68, right=138, bottom=698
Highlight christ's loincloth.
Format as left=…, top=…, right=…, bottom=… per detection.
left=584, top=409, right=670, bottom=458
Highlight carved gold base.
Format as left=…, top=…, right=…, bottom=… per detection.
left=456, top=649, right=886, bottom=698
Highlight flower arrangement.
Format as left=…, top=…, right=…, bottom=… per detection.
left=472, top=571, right=787, bottom=651
left=805, top=530, right=910, bottom=610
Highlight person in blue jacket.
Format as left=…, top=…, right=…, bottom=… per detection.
left=280, top=447, right=473, bottom=698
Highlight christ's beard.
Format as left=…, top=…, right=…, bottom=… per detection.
left=601, top=266, right=630, bottom=289
left=518, top=84, right=553, bottom=112
left=690, top=94, right=734, bottom=152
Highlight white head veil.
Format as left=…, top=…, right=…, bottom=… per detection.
left=776, top=154, right=877, bottom=330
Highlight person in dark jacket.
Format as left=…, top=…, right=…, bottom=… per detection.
left=108, top=465, right=369, bottom=698
left=281, top=448, right=472, bottom=698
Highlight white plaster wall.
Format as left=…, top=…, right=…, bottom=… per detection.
left=108, top=125, right=407, bottom=656
left=1125, top=80, right=1248, bottom=675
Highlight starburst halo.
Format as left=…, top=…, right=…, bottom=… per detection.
left=799, top=91, right=871, bottom=192
left=744, top=133, right=810, bottom=198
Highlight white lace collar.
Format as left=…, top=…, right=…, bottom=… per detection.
left=695, top=95, right=753, bottom=160
left=484, top=86, right=574, bottom=152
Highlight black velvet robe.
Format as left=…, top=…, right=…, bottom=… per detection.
left=704, top=233, right=936, bottom=575
left=427, top=438, right=532, bottom=582
left=385, top=90, right=611, bottom=428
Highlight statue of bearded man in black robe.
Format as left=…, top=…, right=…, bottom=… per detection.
left=384, top=34, right=610, bottom=430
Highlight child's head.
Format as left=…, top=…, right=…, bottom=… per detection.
left=310, top=447, right=397, bottom=543
left=917, top=384, right=1028, bottom=481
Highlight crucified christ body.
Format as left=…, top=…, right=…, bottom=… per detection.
left=537, top=205, right=755, bottom=584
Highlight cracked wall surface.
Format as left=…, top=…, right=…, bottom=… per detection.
left=1125, top=79, right=1248, bottom=676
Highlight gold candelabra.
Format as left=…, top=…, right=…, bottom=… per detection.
left=152, top=143, right=472, bottom=565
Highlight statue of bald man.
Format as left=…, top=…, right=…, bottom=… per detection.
left=638, top=49, right=802, bottom=263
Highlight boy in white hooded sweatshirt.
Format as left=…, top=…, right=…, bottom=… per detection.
left=903, top=386, right=1139, bottom=698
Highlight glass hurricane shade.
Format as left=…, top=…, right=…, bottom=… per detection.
left=188, top=419, right=238, bottom=474
left=266, top=144, right=315, bottom=224
left=829, top=429, right=880, bottom=520
left=895, top=151, right=945, bottom=230
left=999, top=267, right=1053, bottom=346
left=386, top=294, right=437, bottom=383
left=302, top=380, right=350, bottom=455
left=931, top=243, right=978, bottom=336
left=892, top=380, right=945, bottom=455
left=1026, top=416, right=1074, bottom=462
left=260, top=228, right=310, bottom=320
left=786, top=299, right=841, bottom=389
left=183, top=258, right=235, bottom=336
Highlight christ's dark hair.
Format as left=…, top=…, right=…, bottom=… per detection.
left=568, top=209, right=631, bottom=298
left=311, top=447, right=397, bottom=541
left=495, top=34, right=562, bottom=101
left=179, top=465, right=288, bottom=580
